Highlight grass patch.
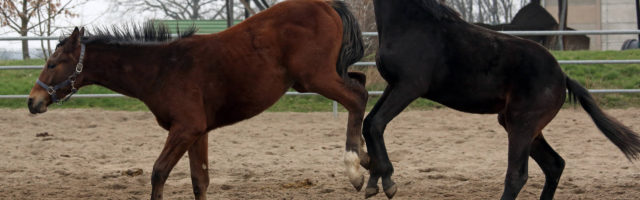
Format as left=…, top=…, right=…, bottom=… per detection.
left=2, top=50, right=640, bottom=112
left=552, top=50, right=640, bottom=108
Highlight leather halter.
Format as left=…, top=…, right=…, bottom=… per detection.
left=36, top=44, right=85, bottom=104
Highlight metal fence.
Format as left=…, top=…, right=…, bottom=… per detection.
left=2, top=30, right=640, bottom=115
left=363, top=30, right=640, bottom=36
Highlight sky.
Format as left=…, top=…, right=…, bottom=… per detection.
left=0, top=1, right=159, bottom=53
left=0, top=0, right=526, bottom=56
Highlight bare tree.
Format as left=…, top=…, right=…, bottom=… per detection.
left=499, top=0, right=513, bottom=22
left=0, top=0, right=77, bottom=59
left=444, top=0, right=527, bottom=24
left=238, top=0, right=256, bottom=15
left=111, top=0, right=221, bottom=20
left=110, top=0, right=277, bottom=20
left=147, top=0, right=220, bottom=19
left=345, top=0, right=376, bottom=61
left=450, top=0, right=474, bottom=22
left=32, top=0, right=82, bottom=59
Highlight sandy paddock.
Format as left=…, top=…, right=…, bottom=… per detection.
left=0, top=108, right=639, bottom=199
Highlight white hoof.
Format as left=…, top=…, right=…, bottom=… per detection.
left=344, top=151, right=364, bottom=190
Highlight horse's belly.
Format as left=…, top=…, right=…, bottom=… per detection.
left=425, top=90, right=506, bottom=114
left=211, top=78, right=291, bottom=127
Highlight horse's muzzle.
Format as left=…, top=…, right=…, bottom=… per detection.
left=27, top=98, right=47, bottom=114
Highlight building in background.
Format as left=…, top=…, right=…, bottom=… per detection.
left=544, top=0, right=637, bottom=50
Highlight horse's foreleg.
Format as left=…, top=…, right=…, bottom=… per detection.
left=188, top=133, right=210, bottom=200
left=151, top=125, right=202, bottom=200
left=363, top=84, right=422, bottom=199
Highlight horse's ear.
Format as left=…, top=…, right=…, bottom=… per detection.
left=64, top=27, right=81, bottom=51
left=70, top=27, right=80, bottom=40
left=79, top=27, right=85, bottom=37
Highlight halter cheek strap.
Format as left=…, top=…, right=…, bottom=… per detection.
left=36, top=79, right=73, bottom=103
left=36, top=44, right=85, bottom=104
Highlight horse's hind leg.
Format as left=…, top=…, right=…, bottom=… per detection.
left=500, top=105, right=561, bottom=199
left=348, top=71, right=371, bottom=169
left=188, top=133, right=210, bottom=200
left=530, top=134, right=565, bottom=200
left=501, top=122, right=534, bottom=200
left=295, top=70, right=368, bottom=191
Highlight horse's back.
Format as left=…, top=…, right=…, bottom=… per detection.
left=376, top=20, right=566, bottom=114
left=433, top=23, right=566, bottom=113
left=183, top=0, right=346, bottom=129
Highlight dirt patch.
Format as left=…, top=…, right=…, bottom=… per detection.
left=0, top=108, right=639, bottom=199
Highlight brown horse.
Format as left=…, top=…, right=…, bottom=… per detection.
left=27, top=1, right=369, bottom=199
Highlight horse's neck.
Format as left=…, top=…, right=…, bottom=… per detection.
left=82, top=45, right=169, bottom=99
left=373, top=0, right=435, bottom=33
left=372, top=0, right=401, bottom=30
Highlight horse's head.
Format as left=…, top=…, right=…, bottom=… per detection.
left=28, top=27, right=85, bottom=114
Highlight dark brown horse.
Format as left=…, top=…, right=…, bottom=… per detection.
left=27, top=1, right=370, bottom=199
left=363, top=0, right=640, bottom=199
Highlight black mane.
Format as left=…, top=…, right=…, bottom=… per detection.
left=59, top=22, right=197, bottom=46
left=413, top=0, right=463, bottom=22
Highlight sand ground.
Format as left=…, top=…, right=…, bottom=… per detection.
left=0, top=108, right=639, bottom=199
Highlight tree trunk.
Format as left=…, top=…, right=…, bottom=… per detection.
left=191, top=0, right=200, bottom=19
left=478, top=1, right=484, bottom=23
left=21, top=0, right=30, bottom=60
left=239, top=0, right=256, bottom=16
left=467, top=0, right=473, bottom=22
left=227, top=0, right=234, bottom=27
left=558, top=0, right=567, bottom=28
left=21, top=30, right=30, bottom=60
left=47, top=3, right=53, bottom=57
left=557, top=0, right=567, bottom=50
left=492, top=0, right=499, bottom=23
left=38, top=11, right=47, bottom=60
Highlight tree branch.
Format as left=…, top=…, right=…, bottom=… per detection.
left=0, top=6, right=22, bottom=31
left=26, top=0, right=75, bottom=31
left=238, top=0, right=256, bottom=15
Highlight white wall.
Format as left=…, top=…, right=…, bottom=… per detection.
left=545, top=0, right=638, bottom=50
left=601, top=0, right=638, bottom=50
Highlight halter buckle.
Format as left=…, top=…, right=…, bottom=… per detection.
left=46, top=86, right=56, bottom=95
left=76, top=63, right=83, bottom=73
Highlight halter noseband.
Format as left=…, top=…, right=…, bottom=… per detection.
left=36, top=44, right=85, bottom=104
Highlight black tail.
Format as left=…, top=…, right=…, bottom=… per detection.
left=329, top=1, right=364, bottom=79
left=566, top=77, right=640, bottom=160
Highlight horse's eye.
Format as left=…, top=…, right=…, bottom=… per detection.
left=47, top=64, right=56, bottom=69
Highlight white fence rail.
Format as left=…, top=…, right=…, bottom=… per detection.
left=2, top=89, right=639, bottom=100
left=5, top=30, right=640, bottom=40
left=2, top=30, right=640, bottom=115
left=352, top=60, right=640, bottom=66
left=362, top=30, right=640, bottom=36
left=5, top=59, right=640, bottom=70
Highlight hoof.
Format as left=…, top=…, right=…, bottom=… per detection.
left=364, top=186, right=379, bottom=199
left=384, top=183, right=397, bottom=199
left=351, top=175, right=365, bottom=191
